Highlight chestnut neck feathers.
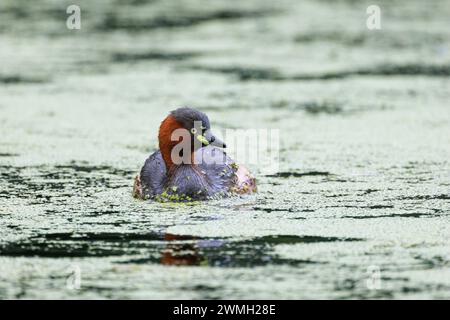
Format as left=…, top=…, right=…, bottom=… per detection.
left=158, top=115, right=184, bottom=169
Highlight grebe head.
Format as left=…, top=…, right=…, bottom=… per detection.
left=158, top=107, right=225, bottom=168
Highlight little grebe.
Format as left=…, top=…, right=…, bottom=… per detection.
left=133, top=107, right=256, bottom=201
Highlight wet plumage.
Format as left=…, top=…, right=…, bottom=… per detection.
left=133, top=107, right=256, bottom=201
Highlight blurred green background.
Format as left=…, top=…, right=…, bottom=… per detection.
left=0, top=0, right=449, bottom=299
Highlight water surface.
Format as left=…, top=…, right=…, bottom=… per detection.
left=0, top=0, right=449, bottom=299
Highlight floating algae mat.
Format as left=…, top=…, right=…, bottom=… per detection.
left=0, top=0, right=449, bottom=299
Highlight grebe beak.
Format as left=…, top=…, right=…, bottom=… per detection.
left=203, top=130, right=226, bottom=148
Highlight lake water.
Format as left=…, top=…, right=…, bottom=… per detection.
left=0, top=0, right=449, bottom=299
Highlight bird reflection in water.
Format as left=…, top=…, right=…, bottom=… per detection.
left=161, top=233, right=225, bottom=266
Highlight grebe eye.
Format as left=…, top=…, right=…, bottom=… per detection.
left=190, top=128, right=197, bottom=134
